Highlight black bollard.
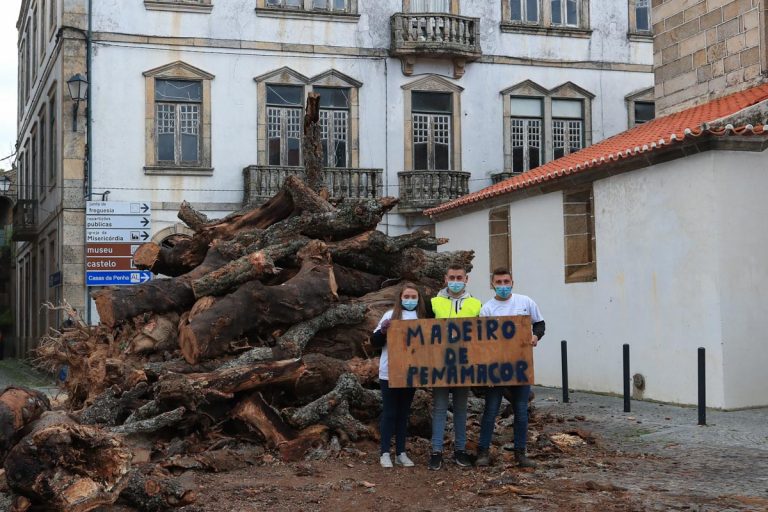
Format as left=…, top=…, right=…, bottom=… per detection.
left=623, top=344, right=630, bottom=413
left=698, top=347, right=706, bottom=425
left=561, top=340, right=569, bottom=403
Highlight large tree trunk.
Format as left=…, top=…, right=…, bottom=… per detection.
left=303, top=92, right=324, bottom=193
left=119, top=465, right=197, bottom=511
left=0, top=387, right=50, bottom=464
left=4, top=412, right=132, bottom=512
left=178, top=241, right=337, bottom=364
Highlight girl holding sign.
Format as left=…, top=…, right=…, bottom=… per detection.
left=371, top=283, right=430, bottom=468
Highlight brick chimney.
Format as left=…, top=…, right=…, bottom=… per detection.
left=653, top=1, right=768, bottom=116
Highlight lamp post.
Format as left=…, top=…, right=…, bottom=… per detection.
left=0, top=175, right=10, bottom=194
left=67, top=73, right=88, bottom=132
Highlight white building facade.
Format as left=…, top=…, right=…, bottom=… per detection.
left=15, top=0, right=652, bottom=349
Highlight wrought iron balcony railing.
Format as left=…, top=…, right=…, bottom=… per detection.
left=243, top=165, right=383, bottom=206
left=397, top=169, right=470, bottom=213
left=11, top=199, right=37, bottom=241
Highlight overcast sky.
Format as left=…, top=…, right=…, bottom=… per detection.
left=0, top=0, right=22, bottom=170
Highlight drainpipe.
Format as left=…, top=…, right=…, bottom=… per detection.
left=85, top=0, right=93, bottom=325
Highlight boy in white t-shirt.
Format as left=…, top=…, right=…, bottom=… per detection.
left=476, top=268, right=545, bottom=468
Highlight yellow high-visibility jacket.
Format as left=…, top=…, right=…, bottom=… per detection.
left=431, top=292, right=482, bottom=319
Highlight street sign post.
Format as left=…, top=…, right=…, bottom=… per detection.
left=86, top=201, right=152, bottom=287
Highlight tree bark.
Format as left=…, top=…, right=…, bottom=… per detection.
left=190, top=250, right=279, bottom=298
left=0, top=387, right=50, bottom=464
left=332, top=264, right=386, bottom=297
left=119, top=465, right=197, bottom=511
left=303, top=92, right=323, bottom=193
left=177, top=200, right=209, bottom=232
left=178, top=241, right=337, bottom=364
left=4, top=412, right=132, bottom=512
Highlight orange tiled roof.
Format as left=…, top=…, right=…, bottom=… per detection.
left=426, top=83, right=768, bottom=217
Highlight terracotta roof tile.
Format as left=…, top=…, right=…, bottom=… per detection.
left=426, top=83, right=768, bottom=216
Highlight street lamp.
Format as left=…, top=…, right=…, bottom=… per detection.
left=67, top=73, right=88, bottom=132
left=0, top=175, right=10, bottom=194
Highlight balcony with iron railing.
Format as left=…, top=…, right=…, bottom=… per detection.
left=397, top=169, right=470, bottom=213
left=243, top=165, right=383, bottom=206
left=391, top=12, right=481, bottom=77
left=11, top=199, right=37, bottom=242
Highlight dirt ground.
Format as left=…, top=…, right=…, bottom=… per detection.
left=148, top=400, right=768, bottom=512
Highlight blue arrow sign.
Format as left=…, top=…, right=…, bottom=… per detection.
left=86, top=271, right=152, bottom=286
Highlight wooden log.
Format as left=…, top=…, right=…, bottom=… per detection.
left=79, top=381, right=150, bottom=426
left=177, top=200, right=209, bottom=232
left=178, top=241, right=337, bottom=364
left=332, top=264, right=386, bottom=297
left=4, top=412, right=132, bottom=512
left=0, top=387, right=50, bottom=464
left=153, top=358, right=306, bottom=411
left=220, top=303, right=366, bottom=367
left=283, top=373, right=380, bottom=440
left=119, top=465, right=197, bottom=511
left=190, top=250, right=279, bottom=299
left=293, top=353, right=379, bottom=401
left=110, top=407, right=186, bottom=436
left=303, top=92, right=324, bottom=193
left=129, top=313, right=179, bottom=354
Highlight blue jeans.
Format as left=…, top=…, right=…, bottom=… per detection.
left=478, top=385, right=530, bottom=452
left=379, top=380, right=416, bottom=455
left=431, top=386, right=469, bottom=453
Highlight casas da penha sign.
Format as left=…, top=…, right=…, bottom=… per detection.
left=387, top=316, right=534, bottom=388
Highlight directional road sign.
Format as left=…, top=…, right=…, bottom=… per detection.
left=86, top=243, right=141, bottom=257
left=87, top=229, right=150, bottom=243
left=86, top=215, right=151, bottom=229
left=86, top=271, right=152, bottom=286
left=86, top=201, right=151, bottom=215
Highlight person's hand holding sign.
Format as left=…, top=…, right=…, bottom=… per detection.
left=380, top=319, right=392, bottom=334
left=531, top=334, right=539, bottom=347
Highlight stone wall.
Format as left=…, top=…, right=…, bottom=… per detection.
left=653, top=0, right=767, bottom=116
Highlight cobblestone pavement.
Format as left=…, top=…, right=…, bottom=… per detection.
left=532, top=386, right=768, bottom=507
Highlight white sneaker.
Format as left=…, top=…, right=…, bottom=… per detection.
left=380, top=453, right=393, bottom=468
left=396, top=452, right=415, bottom=467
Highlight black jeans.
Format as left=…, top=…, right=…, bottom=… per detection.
left=379, top=379, right=416, bottom=455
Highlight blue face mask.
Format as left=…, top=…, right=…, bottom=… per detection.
left=447, top=281, right=466, bottom=294
left=401, top=299, right=418, bottom=311
left=495, top=285, right=512, bottom=299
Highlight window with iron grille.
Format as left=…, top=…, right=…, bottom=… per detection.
left=563, top=187, right=596, bottom=282
left=267, top=84, right=303, bottom=166
left=551, top=0, right=578, bottom=26
left=510, top=0, right=539, bottom=23
left=155, top=79, right=202, bottom=165
left=552, top=99, right=583, bottom=159
left=316, top=87, right=350, bottom=168
left=510, top=97, right=543, bottom=173
left=412, top=92, right=452, bottom=171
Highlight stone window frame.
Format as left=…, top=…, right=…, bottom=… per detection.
left=143, top=61, right=214, bottom=176
left=402, top=0, right=460, bottom=14
left=627, top=0, right=652, bottom=41
left=47, top=83, right=57, bottom=188
left=255, top=0, right=360, bottom=23
left=625, top=87, right=655, bottom=128
left=254, top=67, right=362, bottom=168
left=501, top=0, right=591, bottom=38
left=49, top=0, right=57, bottom=37
left=401, top=75, right=464, bottom=172
left=144, top=0, right=213, bottom=14
left=37, top=102, right=47, bottom=200
left=501, top=80, right=593, bottom=173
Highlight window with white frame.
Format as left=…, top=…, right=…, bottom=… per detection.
left=267, top=84, right=303, bottom=166
left=267, top=0, right=302, bottom=7
left=510, top=97, right=543, bottom=173
left=316, top=87, right=350, bottom=168
left=155, top=79, right=202, bottom=165
left=313, top=0, right=348, bottom=10
left=412, top=92, right=452, bottom=171
left=551, top=0, right=578, bottom=26
left=510, top=0, right=539, bottom=23
left=552, top=99, right=583, bottom=159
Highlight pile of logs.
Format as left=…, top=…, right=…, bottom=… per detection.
left=1, top=173, right=473, bottom=511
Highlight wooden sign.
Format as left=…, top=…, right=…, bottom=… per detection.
left=387, top=316, right=534, bottom=388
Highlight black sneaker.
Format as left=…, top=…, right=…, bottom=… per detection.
left=428, top=451, right=443, bottom=471
left=454, top=450, right=473, bottom=467
left=475, top=448, right=491, bottom=467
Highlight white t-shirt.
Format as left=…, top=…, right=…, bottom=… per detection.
left=374, top=309, right=419, bottom=381
left=480, top=294, right=544, bottom=323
